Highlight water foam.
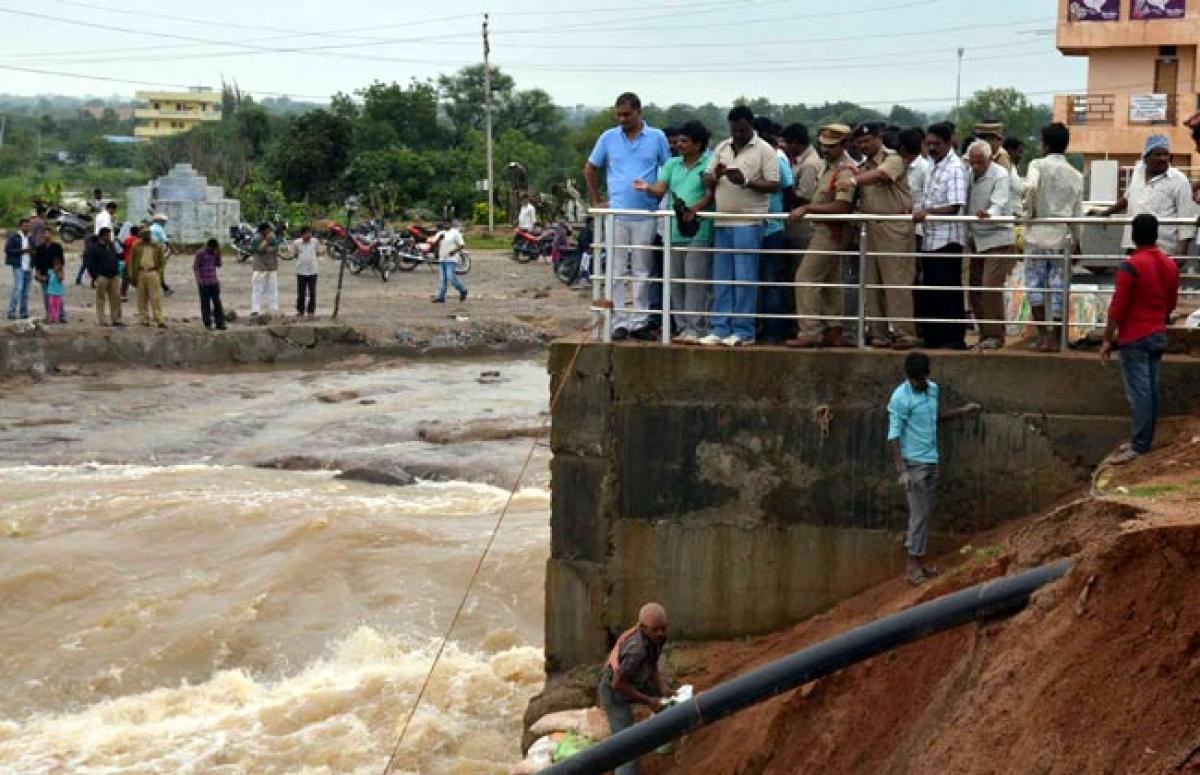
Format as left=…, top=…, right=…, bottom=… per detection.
left=0, top=627, right=545, bottom=774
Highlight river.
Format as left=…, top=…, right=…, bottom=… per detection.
left=0, top=358, right=553, bottom=774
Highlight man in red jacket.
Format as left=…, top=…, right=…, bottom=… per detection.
left=1101, top=213, right=1179, bottom=464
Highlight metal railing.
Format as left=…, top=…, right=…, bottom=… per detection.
left=586, top=209, right=1200, bottom=352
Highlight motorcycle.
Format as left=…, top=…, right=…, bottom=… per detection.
left=46, top=206, right=91, bottom=244
left=230, top=219, right=295, bottom=263
left=327, top=222, right=378, bottom=276
left=511, top=227, right=553, bottom=263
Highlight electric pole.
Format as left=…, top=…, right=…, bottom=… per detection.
left=0, top=116, right=6, bottom=148
left=483, top=13, right=495, bottom=236
left=954, top=47, right=965, bottom=115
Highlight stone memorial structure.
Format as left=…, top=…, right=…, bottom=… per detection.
left=125, top=163, right=241, bottom=244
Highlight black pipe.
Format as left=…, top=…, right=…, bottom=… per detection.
left=540, top=559, right=1072, bottom=775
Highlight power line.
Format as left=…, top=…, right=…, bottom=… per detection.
left=0, top=62, right=330, bottom=100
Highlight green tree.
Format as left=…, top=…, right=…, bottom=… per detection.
left=358, top=79, right=444, bottom=151
left=438, top=64, right=563, bottom=145
left=269, top=108, right=352, bottom=202
left=952, top=87, right=1047, bottom=149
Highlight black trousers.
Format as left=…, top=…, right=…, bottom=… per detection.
left=916, top=243, right=966, bottom=349
left=199, top=284, right=225, bottom=328
left=297, top=274, right=317, bottom=315
left=758, top=230, right=791, bottom=343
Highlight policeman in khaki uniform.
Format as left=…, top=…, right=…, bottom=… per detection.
left=974, top=121, right=1012, bottom=172
left=786, top=123, right=856, bottom=348
left=846, top=121, right=917, bottom=349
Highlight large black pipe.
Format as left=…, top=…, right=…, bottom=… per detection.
left=540, top=559, right=1072, bottom=775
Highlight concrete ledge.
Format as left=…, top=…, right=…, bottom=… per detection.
left=545, top=342, right=1200, bottom=671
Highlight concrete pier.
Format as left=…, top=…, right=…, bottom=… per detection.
left=545, top=342, right=1200, bottom=672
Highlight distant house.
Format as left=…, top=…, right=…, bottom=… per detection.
left=133, top=87, right=222, bottom=139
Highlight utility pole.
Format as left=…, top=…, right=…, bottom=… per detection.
left=0, top=116, right=6, bottom=148
left=483, top=13, right=495, bottom=236
left=954, top=47, right=965, bottom=115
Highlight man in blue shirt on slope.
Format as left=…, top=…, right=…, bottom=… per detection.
left=887, top=351, right=981, bottom=585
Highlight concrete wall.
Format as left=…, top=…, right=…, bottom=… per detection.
left=545, top=344, right=1200, bottom=672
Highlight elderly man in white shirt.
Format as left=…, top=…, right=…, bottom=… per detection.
left=964, top=140, right=1016, bottom=350
left=1098, top=134, right=1197, bottom=257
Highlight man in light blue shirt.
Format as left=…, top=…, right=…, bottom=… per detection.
left=584, top=92, right=671, bottom=340
left=887, top=351, right=981, bottom=585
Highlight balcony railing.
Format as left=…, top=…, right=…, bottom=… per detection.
left=1065, top=94, right=1115, bottom=127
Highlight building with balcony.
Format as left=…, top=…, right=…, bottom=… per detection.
left=1053, top=0, right=1200, bottom=173
left=133, top=87, right=222, bottom=139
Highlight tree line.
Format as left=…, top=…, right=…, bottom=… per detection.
left=0, top=67, right=1051, bottom=226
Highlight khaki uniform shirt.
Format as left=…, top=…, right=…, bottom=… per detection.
left=992, top=146, right=1013, bottom=172
left=706, top=132, right=781, bottom=227
left=809, top=152, right=857, bottom=248
left=786, top=145, right=825, bottom=244
left=858, top=147, right=914, bottom=250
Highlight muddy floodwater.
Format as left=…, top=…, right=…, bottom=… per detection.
left=0, top=359, right=552, bottom=774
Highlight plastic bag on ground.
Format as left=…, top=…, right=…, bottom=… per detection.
left=512, top=734, right=558, bottom=774
left=552, top=731, right=596, bottom=762
left=529, top=707, right=611, bottom=740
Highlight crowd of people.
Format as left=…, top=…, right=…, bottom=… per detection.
left=3, top=197, right=472, bottom=329
left=584, top=91, right=1197, bottom=353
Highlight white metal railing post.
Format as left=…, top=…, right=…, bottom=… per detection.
left=857, top=223, right=868, bottom=349
left=1061, top=234, right=1073, bottom=352
left=591, top=248, right=602, bottom=339
left=661, top=213, right=673, bottom=345
left=603, top=212, right=615, bottom=343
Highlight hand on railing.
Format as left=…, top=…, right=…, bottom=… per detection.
left=975, top=210, right=990, bottom=220
left=787, top=206, right=808, bottom=222
left=911, top=209, right=928, bottom=223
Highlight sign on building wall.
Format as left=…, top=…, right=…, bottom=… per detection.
left=1131, top=0, right=1186, bottom=19
left=1130, top=94, right=1170, bottom=121
left=1069, top=0, right=1119, bottom=20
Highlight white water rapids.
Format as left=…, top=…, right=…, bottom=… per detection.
left=0, top=360, right=553, bottom=774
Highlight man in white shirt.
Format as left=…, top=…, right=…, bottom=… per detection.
left=1098, top=134, right=1197, bottom=257
left=292, top=225, right=320, bottom=320
left=913, top=121, right=968, bottom=349
left=1024, top=122, right=1083, bottom=352
left=432, top=220, right=468, bottom=303
left=964, top=140, right=1016, bottom=350
left=5, top=217, right=33, bottom=320
left=517, top=196, right=537, bottom=232
left=94, top=201, right=116, bottom=236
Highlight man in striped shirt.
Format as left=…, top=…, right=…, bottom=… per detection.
left=912, top=122, right=967, bottom=349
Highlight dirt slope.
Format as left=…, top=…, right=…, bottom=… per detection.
left=648, top=420, right=1200, bottom=775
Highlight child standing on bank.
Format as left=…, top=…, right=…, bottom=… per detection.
left=46, top=254, right=66, bottom=323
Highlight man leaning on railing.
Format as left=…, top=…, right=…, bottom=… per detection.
left=785, top=123, right=856, bottom=348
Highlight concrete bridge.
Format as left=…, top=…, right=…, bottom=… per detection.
left=545, top=341, right=1200, bottom=673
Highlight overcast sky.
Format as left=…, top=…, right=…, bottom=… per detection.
left=0, top=0, right=1084, bottom=109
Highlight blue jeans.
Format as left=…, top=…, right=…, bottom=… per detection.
left=436, top=261, right=467, bottom=300
left=7, top=267, right=31, bottom=319
left=598, top=680, right=639, bottom=775
left=1119, top=332, right=1168, bottom=454
left=712, top=224, right=763, bottom=341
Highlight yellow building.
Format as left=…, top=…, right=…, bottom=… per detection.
left=1053, top=0, right=1200, bottom=171
left=133, top=88, right=222, bottom=139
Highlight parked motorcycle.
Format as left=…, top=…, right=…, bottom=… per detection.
left=327, top=222, right=378, bottom=275
left=511, top=226, right=553, bottom=263
left=231, top=219, right=296, bottom=263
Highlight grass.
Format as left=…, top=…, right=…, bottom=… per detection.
left=465, top=233, right=515, bottom=251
